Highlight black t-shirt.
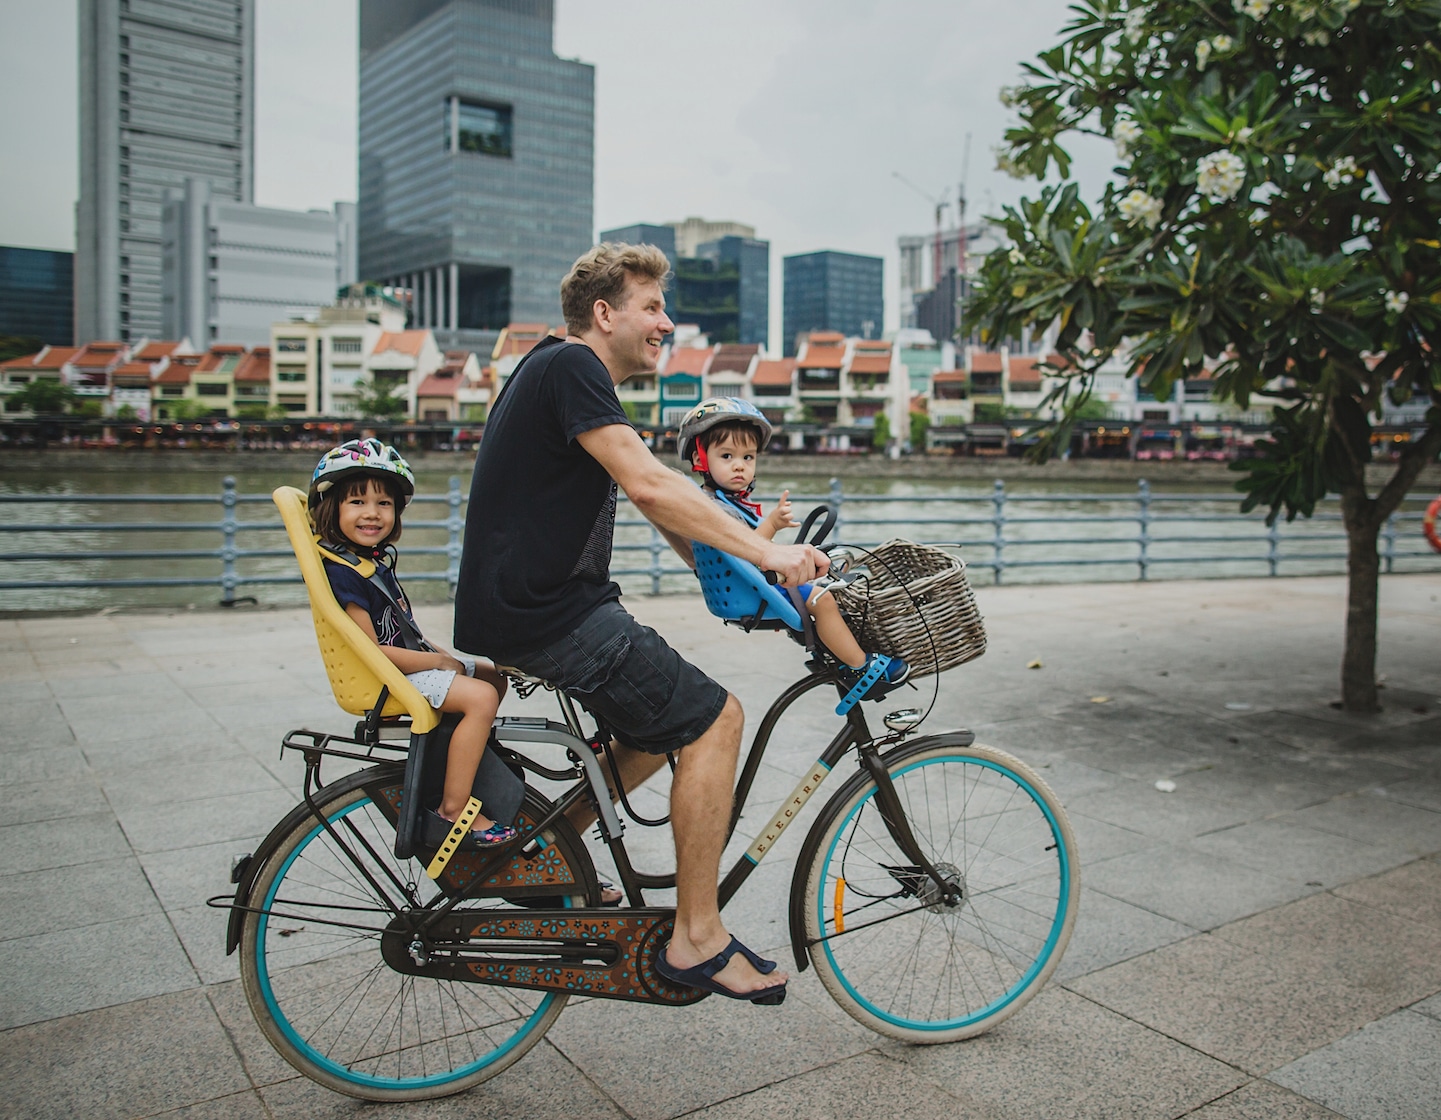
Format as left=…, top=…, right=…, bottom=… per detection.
left=453, top=336, right=630, bottom=657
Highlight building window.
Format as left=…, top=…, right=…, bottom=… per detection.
left=276, top=338, right=307, bottom=353
left=277, top=367, right=306, bottom=383
left=331, top=337, right=362, bottom=354
left=444, top=97, right=513, bottom=158
left=196, top=383, right=228, bottom=397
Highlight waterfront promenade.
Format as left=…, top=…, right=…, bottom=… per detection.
left=1, top=574, right=1438, bottom=1119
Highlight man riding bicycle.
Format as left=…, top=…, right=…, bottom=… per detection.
left=454, top=242, right=828, bottom=1003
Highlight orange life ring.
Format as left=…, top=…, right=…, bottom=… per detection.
left=1425, top=496, right=1441, bottom=554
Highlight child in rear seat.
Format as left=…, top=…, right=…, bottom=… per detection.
left=676, top=398, right=910, bottom=693
left=308, top=438, right=516, bottom=848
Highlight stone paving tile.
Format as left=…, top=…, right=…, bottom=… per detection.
left=0, top=913, right=199, bottom=1029
left=0, top=989, right=249, bottom=1120
left=1082, top=841, right=1313, bottom=930
left=686, top=1050, right=976, bottom=1120
left=66, top=709, right=228, bottom=747
left=1185, top=1079, right=1346, bottom=1119
left=1190, top=817, right=1413, bottom=889
left=1277, top=792, right=1441, bottom=857
left=545, top=974, right=876, bottom=1120
left=0, top=810, right=127, bottom=875
left=205, top=980, right=301, bottom=1090
left=166, top=903, right=240, bottom=985
left=1053, top=887, right=1198, bottom=982
left=139, top=833, right=265, bottom=912
left=1267, top=1010, right=1441, bottom=1120
left=0, top=744, right=90, bottom=786
left=80, top=729, right=250, bottom=775
left=0, top=774, right=109, bottom=826
left=113, top=787, right=298, bottom=854
left=1330, top=856, right=1441, bottom=932
left=1063, top=810, right=1153, bottom=864
left=145, top=1090, right=272, bottom=1119
left=47, top=672, right=189, bottom=702
left=258, top=1037, right=628, bottom=1119
left=0, top=855, right=161, bottom=942
left=1066, top=781, right=1257, bottom=841
left=887, top=985, right=1246, bottom=1120
left=1410, top=992, right=1441, bottom=1021
left=100, top=753, right=284, bottom=810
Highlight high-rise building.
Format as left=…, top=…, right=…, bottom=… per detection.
left=358, top=0, right=594, bottom=350
left=782, top=251, right=883, bottom=357
left=0, top=247, right=75, bottom=345
left=161, top=178, right=356, bottom=347
left=667, top=217, right=755, bottom=259
left=77, top=0, right=255, bottom=344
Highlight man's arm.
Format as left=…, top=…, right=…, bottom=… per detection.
left=577, top=423, right=826, bottom=587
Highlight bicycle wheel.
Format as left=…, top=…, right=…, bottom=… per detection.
left=801, top=739, right=1078, bottom=1043
left=239, top=768, right=595, bottom=1101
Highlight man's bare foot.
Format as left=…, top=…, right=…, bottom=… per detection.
left=664, top=929, right=788, bottom=997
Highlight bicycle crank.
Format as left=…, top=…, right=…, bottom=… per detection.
left=379, top=908, right=709, bottom=1005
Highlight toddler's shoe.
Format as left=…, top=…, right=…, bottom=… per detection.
left=837, top=653, right=911, bottom=700
left=421, top=808, right=517, bottom=851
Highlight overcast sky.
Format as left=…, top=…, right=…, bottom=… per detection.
left=0, top=0, right=1113, bottom=335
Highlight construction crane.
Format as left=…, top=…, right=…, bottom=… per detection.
left=956, top=133, right=972, bottom=280
left=892, top=171, right=949, bottom=287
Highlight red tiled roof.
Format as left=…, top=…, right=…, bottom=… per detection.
left=417, top=373, right=460, bottom=398
left=493, top=324, right=551, bottom=359
left=969, top=351, right=1003, bottom=373
left=71, top=342, right=127, bottom=369
left=933, top=370, right=967, bottom=384
left=808, top=331, right=845, bottom=345
left=156, top=362, right=195, bottom=385
left=196, top=344, right=245, bottom=372
left=798, top=345, right=845, bottom=369
left=751, top=359, right=796, bottom=387
left=663, top=347, right=712, bottom=376
left=710, top=344, right=760, bottom=373
left=234, top=349, right=270, bottom=383
left=373, top=330, right=429, bottom=357
left=854, top=339, right=889, bottom=351
left=848, top=355, right=891, bottom=375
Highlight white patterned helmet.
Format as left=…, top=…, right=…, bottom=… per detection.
left=677, top=397, right=774, bottom=469
left=309, top=438, right=415, bottom=508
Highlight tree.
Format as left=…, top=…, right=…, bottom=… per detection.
left=353, top=377, right=408, bottom=420
left=871, top=410, right=892, bottom=450
left=971, top=0, right=1441, bottom=712
left=11, top=378, right=76, bottom=415
left=910, top=410, right=930, bottom=451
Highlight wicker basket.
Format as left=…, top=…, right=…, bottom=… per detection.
left=831, top=540, right=987, bottom=679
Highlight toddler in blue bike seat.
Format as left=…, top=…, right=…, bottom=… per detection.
left=309, top=438, right=516, bottom=848
left=677, top=398, right=909, bottom=693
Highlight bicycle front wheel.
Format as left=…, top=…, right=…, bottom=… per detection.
left=802, top=740, right=1078, bottom=1043
left=238, top=768, right=593, bottom=1101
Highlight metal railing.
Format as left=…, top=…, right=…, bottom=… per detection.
left=1, top=477, right=1437, bottom=608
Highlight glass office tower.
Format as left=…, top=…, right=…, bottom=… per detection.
left=0, top=247, right=75, bottom=345
left=782, top=251, right=884, bottom=356
left=359, top=0, right=593, bottom=347
left=76, top=0, right=255, bottom=344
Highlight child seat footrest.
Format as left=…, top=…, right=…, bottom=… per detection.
left=834, top=656, right=893, bottom=716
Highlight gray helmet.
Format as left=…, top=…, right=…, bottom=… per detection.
left=677, top=397, right=774, bottom=469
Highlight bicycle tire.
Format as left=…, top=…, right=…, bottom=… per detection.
left=801, top=740, right=1078, bottom=1043
left=239, top=767, right=595, bottom=1101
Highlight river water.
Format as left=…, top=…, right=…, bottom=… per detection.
left=2, top=463, right=1436, bottom=613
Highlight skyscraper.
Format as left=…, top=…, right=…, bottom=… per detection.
left=76, top=0, right=255, bottom=344
left=782, top=251, right=884, bottom=356
left=358, top=0, right=593, bottom=347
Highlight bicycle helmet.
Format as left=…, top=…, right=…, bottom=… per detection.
left=678, top=397, right=774, bottom=474
left=308, top=437, right=415, bottom=508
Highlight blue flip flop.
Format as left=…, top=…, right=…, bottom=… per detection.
left=655, top=937, right=787, bottom=1005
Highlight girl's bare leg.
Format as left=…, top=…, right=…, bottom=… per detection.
left=438, top=675, right=501, bottom=829
left=807, top=592, right=866, bottom=667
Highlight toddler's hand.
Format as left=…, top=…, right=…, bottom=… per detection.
left=773, top=489, right=799, bottom=530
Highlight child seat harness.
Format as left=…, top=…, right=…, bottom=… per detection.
left=317, top=539, right=434, bottom=654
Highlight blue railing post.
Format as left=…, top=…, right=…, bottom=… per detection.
left=1382, top=512, right=1397, bottom=574
left=649, top=524, right=664, bottom=595
left=991, top=479, right=1006, bottom=585
left=219, top=476, right=238, bottom=606
left=829, top=477, right=844, bottom=542
left=446, top=476, right=463, bottom=598
left=1137, top=478, right=1151, bottom=581
left=1266, top=516, right=1281, bottom=576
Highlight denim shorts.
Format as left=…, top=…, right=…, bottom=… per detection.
left=507, top=600, right=728, bottom=755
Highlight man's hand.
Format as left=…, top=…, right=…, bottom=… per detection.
left=760, top=541, right=829, bottom=588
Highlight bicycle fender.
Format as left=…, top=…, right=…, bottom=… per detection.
left=225, top=766, right=392, bottom=955
left=785, top=731, right=976, bottom=972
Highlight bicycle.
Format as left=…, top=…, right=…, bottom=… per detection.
left=211, top=487, right=1080, bottom=1101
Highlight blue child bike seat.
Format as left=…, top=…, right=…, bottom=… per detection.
left=692, top=543, right=804, bottom=632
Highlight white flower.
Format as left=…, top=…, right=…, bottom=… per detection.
left=1235, top=126, right=1255, bottom=144
left=1303, top=28, right=1331, bottom=45
left=1124, top=8, right=1147, bottom=44
left=1385, top=290, right=1410, bottom=315
left=1212, top=34, right=1234, bottom=52
left=1118, top=188, right=1165, bottom=229
left=1113, top=119, right=1144, bottom=158
left=1323, top=155, right=1360, bottom=188
left=1309, top=288, right=1326, bottom=311
left=1233, top=0, right=1273, bottom=18
left=1195, top=39, right=1213, bottom=69
left=1196, top=150, right=1247, bottom=203
left=1008, top=247, right=1026, bottom=265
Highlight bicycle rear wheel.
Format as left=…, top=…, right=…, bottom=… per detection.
left=238, top=768, right=594, bottom=1101
left=801, top=739, right=1078, bottom=1043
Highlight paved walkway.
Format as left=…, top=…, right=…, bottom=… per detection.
left=1, top=574, right=1438, bottom=1119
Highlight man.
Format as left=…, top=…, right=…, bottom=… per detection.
left=455, top=243, right=826, bottom=1003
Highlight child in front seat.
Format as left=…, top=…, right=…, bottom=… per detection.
left=309, top=438, right=516, bottom=848
left=677, top=398, right=909, bottom=693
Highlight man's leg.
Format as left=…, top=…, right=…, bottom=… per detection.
left=663, top=694, right=787, bottom=994
left=563, top=740, right=667, bottom=833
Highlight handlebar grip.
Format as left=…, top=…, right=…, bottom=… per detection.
left=763, top=569, right=780, bottom=585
